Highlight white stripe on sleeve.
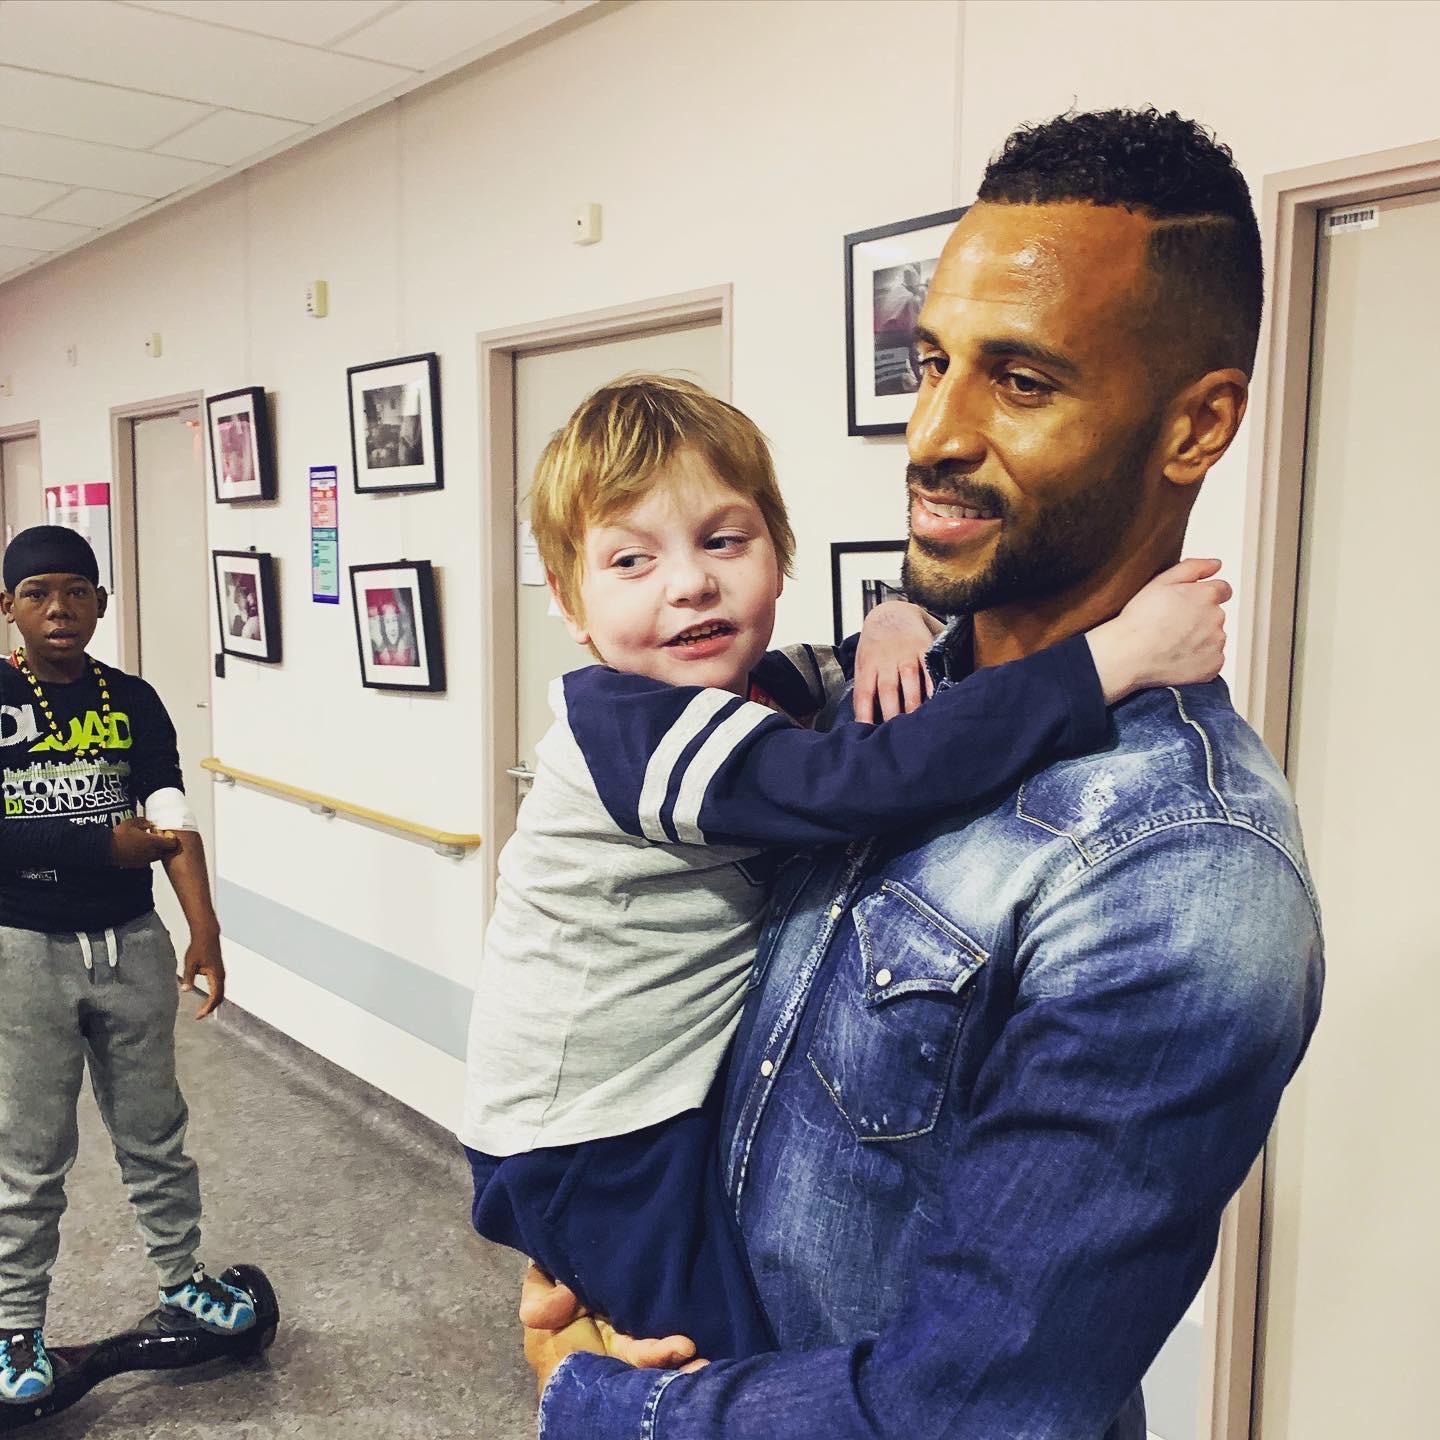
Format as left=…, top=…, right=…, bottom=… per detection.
left=669, top=702, right=774, bottom=844
left=636, top=688, right=735, bottom=842
left=814, top=646, right=846, bottom=704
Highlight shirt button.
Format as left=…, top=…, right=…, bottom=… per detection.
left=760, top=1059, right=774, bottom=1077
left=828, top=904, right=843, bottom=921
left=875, top=968, right=892, bottom=987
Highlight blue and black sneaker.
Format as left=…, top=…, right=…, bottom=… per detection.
left=158, top=1265, right=256, bottom=1335
left=0, top=1329, right=53, bottom=1404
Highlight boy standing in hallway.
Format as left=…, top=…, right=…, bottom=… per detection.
left=0, top=526, right=255, bottom=1406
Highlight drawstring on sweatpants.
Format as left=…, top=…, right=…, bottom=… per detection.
left=75, top=928, right=118, bottom=971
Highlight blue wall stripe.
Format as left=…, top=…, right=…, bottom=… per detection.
left=216, top=878, right=472, bottom=1061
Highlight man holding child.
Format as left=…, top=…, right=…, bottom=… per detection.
left=515, top=107, right=1323, bottom=1439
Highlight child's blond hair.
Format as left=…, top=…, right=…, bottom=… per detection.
left=529, top=374, right=795, bottom=624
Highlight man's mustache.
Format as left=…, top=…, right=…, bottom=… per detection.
left=905, top=463, right=1012, bottom=521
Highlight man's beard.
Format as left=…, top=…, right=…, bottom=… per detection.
left=901, top=420, right=1161, bottom=616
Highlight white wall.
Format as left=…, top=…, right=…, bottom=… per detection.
left=2, top=0, right=1438, bottom=1133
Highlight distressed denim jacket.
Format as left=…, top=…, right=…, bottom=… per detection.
left=541, top=637, right=1324, bottom=1440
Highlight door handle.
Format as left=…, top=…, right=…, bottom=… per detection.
left=506, top=764, right=535, bottom=783
left=196, top=702, right=209, bottom=709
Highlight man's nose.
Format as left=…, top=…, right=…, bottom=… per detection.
left=906, top=368, right=987, bottom=471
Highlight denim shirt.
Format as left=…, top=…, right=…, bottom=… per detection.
left=540, top=635, right=1324, bottom=1440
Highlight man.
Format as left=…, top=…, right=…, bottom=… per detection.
left=524, top=108, right=1324, bottom=1439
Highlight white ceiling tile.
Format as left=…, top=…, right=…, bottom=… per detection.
left=0, top=173, right=70, bottom=217
left=0, top=243, right=47, bottom=277
left=0, top=1, right=417, bottom=123
left=337, top=0, right=558, bottom=68
left=0, top=213, right=95, bottom=251
left=0, top=127, right=218, bottom=199
left=0, top=65, right=212, bottom=150
left=151, top=110, right=308, bottom=165
left=32, top=188, right=153, bottom=227
left=130, top=1, right=398, bottom=48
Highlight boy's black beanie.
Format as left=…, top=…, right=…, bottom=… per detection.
left=3, top=526, right=100, bottom=592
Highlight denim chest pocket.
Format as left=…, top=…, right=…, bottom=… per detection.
left=807, top=881, right=988, bottom=1142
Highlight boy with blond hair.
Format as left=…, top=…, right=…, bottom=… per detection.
left=459, top=376, right=1226, bottom=1358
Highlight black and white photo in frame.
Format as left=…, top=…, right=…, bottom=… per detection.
left=844, top=207, right=967, bottom=435
left=347, top=353, right=443, bottom=494
left=206, top=387, right=276, bottom=502
left=830, top=540, right=907, bottom=644
left=212, top=550, right=281, bottom=663
left=349, top=560, right=445, bottom=692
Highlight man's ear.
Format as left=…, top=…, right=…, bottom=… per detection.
left=546, top=574, right=589, bottom=647
left=95, top=586, right=109, bottom=619
left=0, top=591, right=12, bottom=621
left=1161, top=369, right=1249, bottom=488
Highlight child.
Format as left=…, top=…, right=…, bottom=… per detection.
left=0, top=527, right=256, bottom=1406
left=459, top=376, right=1226, bottom=1359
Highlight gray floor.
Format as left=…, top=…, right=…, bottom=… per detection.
left=37, top=1002, right=537, bottom=1438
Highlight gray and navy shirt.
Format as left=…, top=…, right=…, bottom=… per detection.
left=459, top=634, right=1106, bottom=1156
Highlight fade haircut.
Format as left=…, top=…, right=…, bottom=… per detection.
left=529, top=374, right=795, bottom=624
left=978, top=107, right=1263, bottom=378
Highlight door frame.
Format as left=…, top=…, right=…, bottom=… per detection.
left=109, top=392, right=207, bottom=674
left=0, top=418, right=43, bottom=536
left=1223, top=138, right=1440, bottom=1440
left=475, top=284, right=733, bottom=902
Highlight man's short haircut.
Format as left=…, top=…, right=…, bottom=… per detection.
left=529, top=374, right=795, bottom=624
left=977, top=107, right=1263, bottom=378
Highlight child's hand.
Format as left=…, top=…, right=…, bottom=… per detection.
left=853, top=599, right=940, bottom=723
left=1087, top=558, right=1231, bottom=704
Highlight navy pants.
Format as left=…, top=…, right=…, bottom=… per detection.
left=464, top=1083, right=776, bottom=1360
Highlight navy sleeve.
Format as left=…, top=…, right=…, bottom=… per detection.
left=123, top=677, right=185, bottom=804
left=749, top=637, right=858, bottom=719
left=0, top=813, right=112, bottom=867
left=564, top=635, right=1106, bottom=849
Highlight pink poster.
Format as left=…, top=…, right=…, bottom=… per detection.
left=43, top=482, right=114, bottom=592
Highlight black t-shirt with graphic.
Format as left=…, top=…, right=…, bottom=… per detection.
left=0, top=654, right=183, bottom=933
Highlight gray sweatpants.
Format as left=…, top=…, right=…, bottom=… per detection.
left=0, top=912, right=201, bottom=1329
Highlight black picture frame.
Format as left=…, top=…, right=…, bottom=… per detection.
left=347, top=353, right=443, bottom=494
left=831, top=539, right=907, bottom=644
left=206, top=386, right=276, bottom=503
left=212, top=549, right=281, bottom=664
left=349, top=559, right=446, bottom=692
left=844, top=206, right=968, bottom=436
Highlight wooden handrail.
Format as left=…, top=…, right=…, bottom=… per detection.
left=200, top=757, right=481, bottom=859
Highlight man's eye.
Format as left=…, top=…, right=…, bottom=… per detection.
left=916, top=353, right=948, bottom=380
left=705, top=534, right=747, bottom=552
left=1001, top=370, right=1055, bottom=399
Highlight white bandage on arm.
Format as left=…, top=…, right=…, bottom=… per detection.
left=144, top=787, right=200, bottom=833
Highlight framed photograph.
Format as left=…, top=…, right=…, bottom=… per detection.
left=347, top=353, right=443, bottom=494
left=350, top=560, right=445, bottom=692
left=831, top=540, right=907, bottom=644
left=206, top=387, right=276, bottom=502
left=844, top=206, right=968, bottom=436
left=213, top=550, right=281, bottom=664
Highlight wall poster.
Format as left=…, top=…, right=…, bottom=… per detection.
left=44, top=482, right=114, bottom=593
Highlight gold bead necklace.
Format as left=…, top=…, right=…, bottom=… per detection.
left=13, top=648, right=112, bottom=759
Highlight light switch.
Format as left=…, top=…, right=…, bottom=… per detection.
left=573, top=203, right=602, bottom=246
left=144, top=332, right=162, bottom=358
left=306, top=280, right=328, bottom=318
